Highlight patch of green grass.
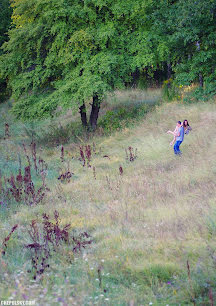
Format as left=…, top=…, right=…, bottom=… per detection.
left=1, top=90, right=216, bottom=304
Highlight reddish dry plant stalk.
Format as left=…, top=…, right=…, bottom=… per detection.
left=71, top=231, right=92, bottom=252
left=79, top=145, right=92, bottom=167
left=80, top=146, right=86, bottom=167
left=25, top=139, right=47, bottom=175
left=6, top=165, right=48, bottom=206
left=119, top=165, right=123, bottom=176
left=23, top=166, right=35, bottom=203
left=209, top=288, right=214, bottom=306
left=125, top=146, right=137, bottom=162
left=4, top=123, right=10, bottom=139
left=85, top=145, right=92, bottom=167
left=97, top=265, right=103, bottom=289
left=26, top=219, right=49, bottom=278
left=61, top=145, right=64, bottom=162
left=26, top=211, right=71, bottom=278
left=93, top=166, right=96, bottom=180
left=42, top=211, right=71, bottom=246
left=8, top=175, right=22, bottom=202
left=25, top=211, right=92, bottom=279
left=23, top=143, right=31, bottom=167
left=2, top=224, right=18, bottom=255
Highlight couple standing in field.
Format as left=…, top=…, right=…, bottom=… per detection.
left=167, top=120, right=192, bottom=155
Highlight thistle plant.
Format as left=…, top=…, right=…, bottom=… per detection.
left=125, top=146, right=137, bottom=162
left=79, top=145, right=92, bottom=167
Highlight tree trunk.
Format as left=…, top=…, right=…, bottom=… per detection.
left=89, top=95, right=100, bottom=130
left=79, top=102, right=88, bottom=127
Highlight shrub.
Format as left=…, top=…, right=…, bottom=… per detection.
left=184, top=81, right=216, bottom=103
left=99, top=103, right=153, bottom=134
left=0, top=140, right=49, bottom=206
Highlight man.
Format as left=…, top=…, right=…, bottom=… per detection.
left=174, top=121, right=184, bottom=155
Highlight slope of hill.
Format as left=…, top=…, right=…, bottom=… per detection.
left=0, top=92, right=216, bottom=305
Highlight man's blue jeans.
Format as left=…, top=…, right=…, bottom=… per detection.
left=174, top=140, right=182, bottom=155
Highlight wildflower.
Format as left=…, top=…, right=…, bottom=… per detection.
left=101, top=259, right=105, bottom=262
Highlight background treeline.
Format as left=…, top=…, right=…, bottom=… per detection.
left=0, top=0, right=12, bottom=101
left=0, top=0, right=216, bottom=128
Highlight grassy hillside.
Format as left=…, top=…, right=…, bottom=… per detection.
left=0, top=90, right=216, bottom=305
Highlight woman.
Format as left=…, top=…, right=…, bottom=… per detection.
left=183, top=119, right=192, bottom=134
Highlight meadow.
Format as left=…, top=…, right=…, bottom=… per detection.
left=0, top=89, right=216, bottom=305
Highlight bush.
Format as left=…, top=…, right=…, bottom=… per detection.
left=98, top=103, right=154, bottom=134
left=184, top=81, right=216, bottom=103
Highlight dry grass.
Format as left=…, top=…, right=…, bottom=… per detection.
left=1, top=92, right=216, bottom=304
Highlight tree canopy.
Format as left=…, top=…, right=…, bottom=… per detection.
left=0, top=0, right=12, bottom=102
left=0, top=0, right=215, bottom=126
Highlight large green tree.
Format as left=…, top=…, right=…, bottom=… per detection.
left=0, top=0, right=12, bottom=47
left=0, top=0, right=152, bottom=128
left=150, top=0, right=216, bottom=86
left=0, top=0, right=12, bottom=102
left=1, top=0, right=215, bottom=122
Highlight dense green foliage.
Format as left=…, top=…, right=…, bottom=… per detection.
left=0, top=0, right=12, bottom=47
left=0, top=0, right=215, bottom=124
left=0, top=0, right=12, bottom=102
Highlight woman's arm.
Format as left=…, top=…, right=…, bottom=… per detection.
left=185, top=126, right=192, bottom=134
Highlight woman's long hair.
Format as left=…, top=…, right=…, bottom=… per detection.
left=183, top=119, right=190, bottom=127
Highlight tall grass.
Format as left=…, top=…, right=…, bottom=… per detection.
left=0, top=90, right=216, bottom=304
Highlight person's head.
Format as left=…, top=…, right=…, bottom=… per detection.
left=177, top=121, right=181, bottom=127
left=183, top=119, right=189, bottom=127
